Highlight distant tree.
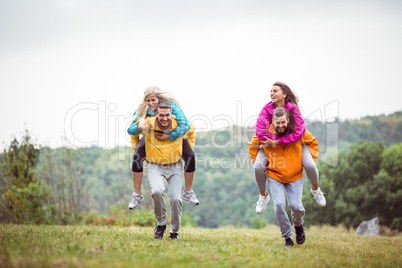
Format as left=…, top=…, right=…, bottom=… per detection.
left=0, top=130, right=49, bottom=223
left=37, top=146, right=97, bottom=224
left=303, top=141, right=402, bottom=231
left=372, top=143, right=402, bottom=230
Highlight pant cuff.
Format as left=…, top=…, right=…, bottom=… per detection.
left=157, top=220, right=166, bottom=226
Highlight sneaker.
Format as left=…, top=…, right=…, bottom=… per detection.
left=283, top=238, right=294, bottom=247
left=295, top=225, right=306, bottom=244
left=154, top=225, right=166, bottom=239
left=169, top=233, right=180, bottom=240
left=255, top=194, right=270, bottom=214
left=310, top=187, right=326, bottom=207
left=182, top=190, right=200, bottom=206
left=128, top=192, right=144, bottom=210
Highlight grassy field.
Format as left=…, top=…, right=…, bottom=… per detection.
left=0, top=224, right=401, bottom=268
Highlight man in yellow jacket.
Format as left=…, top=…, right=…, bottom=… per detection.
left=248, top=107, right=319, bottom=247
left=131, top=101, right=196, bottom=240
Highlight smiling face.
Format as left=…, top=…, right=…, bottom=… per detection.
left=273, top=114, right=289, bottom=134
left=145, top=94, right=159, bottom=111
left=270, top=85, right=287, bottom=106
left=156, top=107, right=172, bottom=128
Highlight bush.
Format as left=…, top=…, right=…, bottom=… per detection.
left=83, top=201, right=156, bottom=227
left=250, top=216, right=267, bottom=229
left=181, top=210, right=197, bottom=227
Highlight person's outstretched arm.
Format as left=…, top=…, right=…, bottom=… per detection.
left=127, top=111, right=142, bottom=135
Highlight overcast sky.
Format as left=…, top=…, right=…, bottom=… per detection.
left=1, top=0, right=401, bottom=149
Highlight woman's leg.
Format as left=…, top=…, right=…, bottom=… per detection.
left=254, top=147, right=269, bottom=196
left=181, top=139, right=196, bottom=191
left=132, top=137, right=146, bottom=193
left=302, top=144, right=319, bottom=187
left=302, top=144, right=326, bottom=206
left=129, top=138, right=146, bottom=209
left=254, top=147, right=270, bottom=213
left=181, top=139, right=199, bottom=205
left=132, top=172, right=143, bottom=194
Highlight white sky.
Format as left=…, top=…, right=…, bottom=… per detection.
left=1, top=0, right=401, bottom=149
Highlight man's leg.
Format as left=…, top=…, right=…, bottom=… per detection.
left=146, top=162, right=167, bottom=228
left=286, top=177, right=306, bottom=244
left=165, top=162, right=183, bottom=236
left=267, top=176, right=292, bottom=240
left=286, top=178, right=305, bottom=227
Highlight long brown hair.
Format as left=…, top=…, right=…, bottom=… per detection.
left=273, top=82, right=299, bottom=108
left=273, top=82, right=299, bottom=132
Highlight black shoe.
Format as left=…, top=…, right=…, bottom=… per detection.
left=154, top=225, right=166, bottom=239
left=283, top=238, right=294, bottom=247
left=169, top=232, right=180, bottom=240
left=295, top=225, right=306, bottom=244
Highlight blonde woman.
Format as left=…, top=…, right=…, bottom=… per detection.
left=127, top=86, right=199, bottom=210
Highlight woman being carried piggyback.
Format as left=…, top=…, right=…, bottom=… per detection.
left=249, top=82, right=326, bottom=214
left=127, top=86, right=199, bottom=209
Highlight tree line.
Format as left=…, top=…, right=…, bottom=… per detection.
left=1, top=112, right=401, bottom=230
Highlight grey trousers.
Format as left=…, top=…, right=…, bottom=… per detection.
left=268, top=176, right=305, bottom=239
left=254, top=144, right=319, bottom=192
left=145, top=162, right=183, bottom=234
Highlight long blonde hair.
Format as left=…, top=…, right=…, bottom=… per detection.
left=132, top=86, right=182, bottom=125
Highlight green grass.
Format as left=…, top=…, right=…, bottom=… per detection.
left=0, top=224, right=401, bottom=268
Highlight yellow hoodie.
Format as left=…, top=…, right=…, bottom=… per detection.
left=248, top=124, right=318, bottom=184
left=131, top=116, right=196, bottom=165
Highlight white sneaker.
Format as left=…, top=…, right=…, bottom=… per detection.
left=255, top=194, right=270, bottom=214
left=182, top=190, right=200, bottom=206
left=311, top=187, right=326, bottom=207
left=128, top=192, right=144, bottom=210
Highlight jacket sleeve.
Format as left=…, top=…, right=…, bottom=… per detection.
left=127, top=110, right=142, bottom=135
left=302, top=129, right=319, bottom=162
left=277, top=106, right=306, bottom=145
left=169, top=101, right=191, bottom=141
left=129, top=117, right=145, bottom=150
left=255, top=104, right=272, bottom=141
left=185, top=123, right=196, bottom=150
left=247, top=134, right=262, bottom=163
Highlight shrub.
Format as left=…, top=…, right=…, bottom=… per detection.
left=250, top=216, right=267, bottom=229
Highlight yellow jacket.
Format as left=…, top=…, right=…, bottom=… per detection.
left=248, top=125, right=318, bottom=184
left=131, top=117, right=196, bottom=165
